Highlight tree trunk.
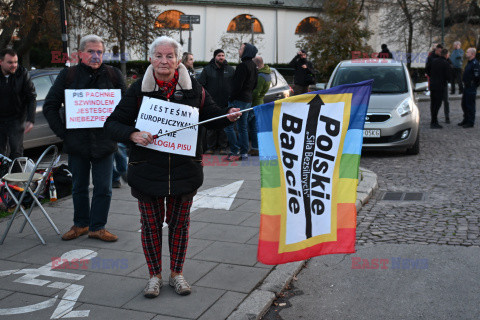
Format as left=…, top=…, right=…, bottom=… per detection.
left=407, top=21, right=413, bottom=70
left=120, top=0, right=127, bottom=76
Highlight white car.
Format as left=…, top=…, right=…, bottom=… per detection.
left=326, top=59, right=420, bottom=155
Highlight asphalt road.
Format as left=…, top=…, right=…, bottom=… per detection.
left=263, top=98, right=480, bottom=320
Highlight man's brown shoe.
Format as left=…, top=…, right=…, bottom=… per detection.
left=62, top=226, right=89, bottom=241
left=88, top=229, right=118, bottom=242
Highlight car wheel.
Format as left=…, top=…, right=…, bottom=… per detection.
left=405, top=130, right=420, bottom=155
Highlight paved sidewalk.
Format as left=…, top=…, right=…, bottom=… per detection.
left=0, top=157, right=377, bottom=320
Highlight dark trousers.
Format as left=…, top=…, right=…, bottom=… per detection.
left=293, top=84, right=309, bottom=96
left=451, top=68, right=464, bottom=94
left=0, top=118, right=24, bottom=160
left=442, top=86, right=449, bottom=119
left=247, top=111, right=258, bottom=150
left=461, top=87, right=476, bottom=125
left=112, top=143, right=127, bottom=182
left=68, top=153, right=113, bottom=231
left=430, top=89, right=443, bottom=124
left=206, top=129, right=228, bottom=150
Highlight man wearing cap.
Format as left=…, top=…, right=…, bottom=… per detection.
left=289, top=50, right=316, bottom=95
left=198, top=49, right=235, bottom=154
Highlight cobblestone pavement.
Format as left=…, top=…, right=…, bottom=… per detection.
left=358, top=98, right=480, bottom=247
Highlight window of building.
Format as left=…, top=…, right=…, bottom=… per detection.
left=295, top=17, right=320, bottom=34
left=155, top=10, right=190, bottom=30
left=227, top=14, right=264, bottom=34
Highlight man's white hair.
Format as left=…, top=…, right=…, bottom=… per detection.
left=467, top=47, right=477, bottom=55
left=79, top=34, right=105, bottom=51
left=149, top=36, right=182, bottom=59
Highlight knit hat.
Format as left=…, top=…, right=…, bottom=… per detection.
left=213, top=49, right=224, bottom=58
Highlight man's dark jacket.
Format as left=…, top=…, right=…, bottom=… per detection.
left=289, top=54, right=315, bottom=86
left=104, top=64, right=231, bottom=198
left=8, top=65, right=37, bottom=122
left=197, top=58, right=235, bottom=107
left=430, top=56, right=452, bottom=91
left=463, top=58, right=480, bottom=89
left=43, top=63, right=126, bottom=158
left=229, top=43, right=258, bottom=103
left=425, top=52, right=439, bottom=77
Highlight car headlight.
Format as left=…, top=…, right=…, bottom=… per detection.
left=396, top=97, right=412, bottom=117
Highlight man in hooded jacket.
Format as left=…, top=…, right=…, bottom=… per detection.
left=289, top=49, right=315, bottom=95
left=224, top=43, right=258, bottom=161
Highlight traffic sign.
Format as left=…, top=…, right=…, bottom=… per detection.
left=179, top=14, right=200, bottom=24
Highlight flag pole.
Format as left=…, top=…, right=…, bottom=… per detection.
left=152, top=107, right=254, bottom=139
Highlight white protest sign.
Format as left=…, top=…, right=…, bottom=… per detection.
left=135, top=96, right=199, bottom=156
left=65, top=89, right=121, bottom=129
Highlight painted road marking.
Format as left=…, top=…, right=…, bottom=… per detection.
left=0, top=249, right=97, bottom=318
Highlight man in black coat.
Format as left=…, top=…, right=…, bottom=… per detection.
left=224, top=43, right=258, bottom=161
left=289, top=49, right=315, bottom=95
left=459, top=47, right=480, bottom=128
left=0, top=48, right=36, bottom=159
left=425, top=44, right=442, bottom=79
left=43, top=35, right=126, bottom=242
left=198, top=49, right=235, bottom=154
left=429, top=48, right=452, bottom=128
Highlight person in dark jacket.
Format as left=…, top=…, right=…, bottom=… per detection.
left=198, top=49, right=235, bottom=154
left=104, top=36, right=240, bottom=298
left=0, top=48, right=36, bottom=160
left=425, top=43, right=442, bottom=80
left=459, top=47, right=480, bottom=128
left=429, top=48, right=452, bottom=128
left=379, top=44, right=393, bottom=59
left=224, top=43, right=258, bottom=161
left=43, top=34, right=126, bottom=242
left=289, top=49, right=315, bottom=95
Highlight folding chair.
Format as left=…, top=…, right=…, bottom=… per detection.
left=0, top=145, right=60, bottom=245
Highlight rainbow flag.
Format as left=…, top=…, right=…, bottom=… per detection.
left=255, top=80, right=372, bottom=265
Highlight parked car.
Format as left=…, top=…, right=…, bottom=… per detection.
left=326, top=60, right=420, bottom=155
left=194, top=67, right=294, bottom=103
left=25, top=68, right=63, bottom=149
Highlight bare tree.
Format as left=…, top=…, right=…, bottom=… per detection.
left=68, top=0, right=165, bottom=75
left=216, top=32, right=265, bottom=63
left=298, top=0, right=371, bottom=78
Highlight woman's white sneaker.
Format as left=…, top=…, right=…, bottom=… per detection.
left=144, top=277, right=162, bottom=298
left=169, top=274, right=191, bottom=295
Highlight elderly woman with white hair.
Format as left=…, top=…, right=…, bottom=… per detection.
left=104, top=36, right=240, bottom=298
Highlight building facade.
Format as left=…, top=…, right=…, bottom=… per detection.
left=145, top=0, right=321, bottom=64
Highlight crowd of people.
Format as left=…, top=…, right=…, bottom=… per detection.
left=4, top=32, right=478, bottom=300
left=425, top=41, right=479, bottom=129
left=1, top=34, right=316, bottom=300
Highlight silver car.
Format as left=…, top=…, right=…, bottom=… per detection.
left=326, top=60, right=420, bottom=155
left=25, top=68, right=63, bottom=149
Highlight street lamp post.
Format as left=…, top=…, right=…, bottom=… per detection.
left=249, top=15, right=256, bottom=44
left=59, top=0, right=70, bottom=66
left=270, top=1, right=284, bottom=65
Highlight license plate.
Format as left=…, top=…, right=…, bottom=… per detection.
left=363, top=129, right=380, bottom=138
